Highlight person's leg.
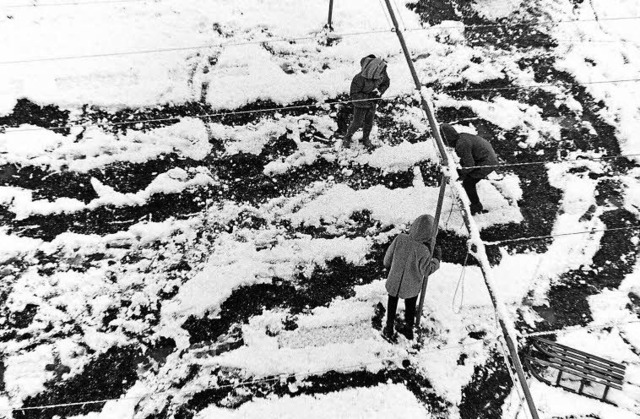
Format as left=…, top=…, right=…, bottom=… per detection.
left=404, top=296, right=418, bottom=329
left=462, top=176, right=484, bottom=214
left=343, top=107, right=367, bottom=147
left=361, top=105, right=376, bottom=147
left=386, top=294, right=399, bottom=329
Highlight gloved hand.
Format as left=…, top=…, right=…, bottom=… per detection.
left=433, top=245, right=442, bottom=261
left=370, top=89, right=381, bottom=99
left=456, top=168, right=466, bottom=180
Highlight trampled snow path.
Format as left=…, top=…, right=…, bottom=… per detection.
left=1, top=0, right=640, bottom=418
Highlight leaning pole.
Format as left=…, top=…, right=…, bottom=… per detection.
left=382, top=1, right=541, bottom=418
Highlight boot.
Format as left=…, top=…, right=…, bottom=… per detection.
left=361, top=138, right=375, bottom=151
left=398, top=314, right=415, bottom=340
left=342, top=136, right=352, bottom=149
left=382, top=324, right=397, bottom=343
left=470, top=202, right=488, bottom=215
left=397, top=324, right=414, bottom=340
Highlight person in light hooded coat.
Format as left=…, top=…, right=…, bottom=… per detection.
left=383, top=214, right=441, bottom=340
left=343, top=54, right=390, bottom=150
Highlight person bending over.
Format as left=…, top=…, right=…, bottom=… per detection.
left=343, top=54, right=390, bottom=150
left=440, top=123, right=499, bottom=215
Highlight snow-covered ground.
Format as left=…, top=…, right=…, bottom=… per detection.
left=1, top=0, right=639, bottom=418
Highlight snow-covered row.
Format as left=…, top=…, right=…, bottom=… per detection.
left=1, top=167, right=214, bottom=219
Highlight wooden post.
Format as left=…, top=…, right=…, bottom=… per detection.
left=326, top=0, right=334, bottom=31
left=415, top=173, right=447, bottom=329
left=383, top=1, right=541, bottom=419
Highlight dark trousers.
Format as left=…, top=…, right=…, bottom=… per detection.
left=462, top=176, right=483, bottom=210
left=386, top=295, right=418, bottom=328
left=344, top=106, right=376, bottom=144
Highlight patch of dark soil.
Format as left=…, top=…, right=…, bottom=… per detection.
left=0, top=163, right=17, bottom=183
left=79, top=97, right=331, bottom=135
left=181, top=281, right=297, bottom=345
left=436, top=107, right=563, bottom=256
left=466, top=20, right=557, bottom=51
left=376, top=100, right=431, bottom=146
left=182, top=241, right=391, bottom=345
left=481, top=163, right=561, bottom=250
left=534, top=203, right=639, bottom=331
left=174, top=367, right=449, bottom=419
left=211, top=131, right=416, bottom=204
left=459, top=350, right=512, bottom=419
left=1, top=154, right=201, bottom=203
left=148, top=337, right=177, bottom=366
left=275, top=159, right=416, bottom=195
left=437, top=230, right=478, bottom=265
left=444, top=77, right=517, bottom=102
left=9, top=303, right=38, bottom=329
left=11, top=187, right=211, bottom=241
left=289, top=256, right=385, bottom=313
left=590, top=210, right=638, bottom=289
left=408, top=0, right=553, bottom=51
left=418, top=162, right=443, bottom=187
left=17, top=345, right=144, bottom=419
left=0, top=98, right=70, bottom=133
left=468, top=330, right=486, bottom=340
left=406, top=0, right=461, bottom=26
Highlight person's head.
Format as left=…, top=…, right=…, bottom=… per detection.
left=360, top=54, right=386, bottom=80
left=439, top=123, right=460, bottom=147
left=409, top=214, right=435, bottom=243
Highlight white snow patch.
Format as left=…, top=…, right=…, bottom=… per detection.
left=4, top=345, right=54, bottom=399
left=161, top=233, right=371, bottom=348
left=436, top=95, right=561, bottom=146
left=0, top=118, right=212, bottom=171
left=7, top=168, right=214, bottom=219
left=195, top=384, right=427, bottom=419
left=289, top=183, right=522, bottom=235
left=356, top=140, right=439, bottom=173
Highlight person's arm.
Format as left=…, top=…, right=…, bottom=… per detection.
left=456, top=139, right=475, bottom=177
left=383, top=236, right=398, bottom=269
left=377, top=70, right=390, bottom=96
left=350, top=76, right=368, bottom=104
left=419, top=242, right=441, bottom=273
left=429, top=253, right=440, bottom=274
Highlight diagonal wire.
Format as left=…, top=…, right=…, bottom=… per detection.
left=483, top=225, right=640, bottom=246
left=0, top=28, right=394, bottom=65
left=2, top=337, right=502, bottom=412
left=460, top=152, right=640, bottom=170
left=0, top=95, right=401, bottom=133
left=391, top=0, right=407, bottom=31
left=443, top=77, right=640, bottom=95
left=377, top=0, right=393, bottom=30
left=2, top=16, right=640, bottom=65
left=4, top=77, right=640, bottom=135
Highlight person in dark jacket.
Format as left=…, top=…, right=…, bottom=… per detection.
left=343, top=54, right=390, bottom=150
left=440, top=124, right=499, bottom=215
left=383, top=214, right=441, bottom=341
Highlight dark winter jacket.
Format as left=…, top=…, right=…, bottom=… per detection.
left=440, top=124, right=498, bottom=179
left=384, top=215, right=440, bottom=299
left=350, top=55, right=390, bottom=109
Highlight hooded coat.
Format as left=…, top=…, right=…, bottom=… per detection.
left=350, top=55, right=390, bottom=109
left=440, top=124, right=498, bottom=179
left=384, top=214, right=440, bottom=299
